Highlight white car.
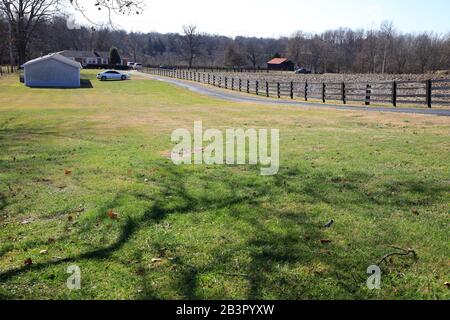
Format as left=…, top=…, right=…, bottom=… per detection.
left=97, top=70, right=131, bottom=81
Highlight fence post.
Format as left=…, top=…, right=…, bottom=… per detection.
left=208, top=74, right=210, bottom=84
left=266, top=81, right=269, bottom=97
left=342, top=82, right=346, bottom=104
left=305, top=82, right=308, bottom=101
left=277, top=82, right=281, bottom=98
left=365, top=84, right=371, bottom=106
left=213, top=75, right=216, bottom=86
left=247, top=80, right=250, bottom=93
left=256, top=81, right=259, bottom=95
left=239, top=79, right=242, bottom=92
left=231, top=78, right=234, bottom=91
left=290, top=82, right=294, bottom=99
left=392, top=81, right=397, bottom=107
left=322, top=83, right=326, bottom=103
left=426, top=80, right=432, bottom=108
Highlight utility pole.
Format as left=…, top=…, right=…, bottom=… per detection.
left=5, top=2, right=15, bottom=73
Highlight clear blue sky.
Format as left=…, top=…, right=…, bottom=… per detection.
left=74, top=0, right=450, bottom=37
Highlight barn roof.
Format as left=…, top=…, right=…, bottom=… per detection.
left=23, top=53, right=82, bottom=69
left=267, top=58, right=289, bottom=65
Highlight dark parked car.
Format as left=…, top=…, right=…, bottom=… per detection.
left=159, top=65, right=174, bottom=70
left=295, top=68, right=312, bottom=74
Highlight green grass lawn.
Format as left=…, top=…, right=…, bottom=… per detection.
left=0, top=70, right=449, bottom=300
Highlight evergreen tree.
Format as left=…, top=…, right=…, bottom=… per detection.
left=110, top=47, right=122, bottom=65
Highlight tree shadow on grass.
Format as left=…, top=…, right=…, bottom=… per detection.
left=140, top=166, right=448, bottom=299
left=0, top=193, right=6, bottom=211
left=0, top=157, right=448, bottom=299
left=0, top=162, right=263, bottom=285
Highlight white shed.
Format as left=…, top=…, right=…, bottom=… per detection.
left=22, top=53, right=82, bottom=88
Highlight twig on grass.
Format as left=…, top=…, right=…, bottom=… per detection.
left=219, top=272, right=249, bottom=277
left=378, top=246, right=418, bottom=265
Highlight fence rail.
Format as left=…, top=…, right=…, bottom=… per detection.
left=143, top=68, right=450, bottom=108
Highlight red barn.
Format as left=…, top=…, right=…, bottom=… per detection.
left=267, top=58, right=295, bottom=71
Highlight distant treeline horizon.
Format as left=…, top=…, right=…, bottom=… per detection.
left=1, top=16, right=450, bottom=74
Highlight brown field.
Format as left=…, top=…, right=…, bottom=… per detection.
left=178, top=70, right=450, bottom=83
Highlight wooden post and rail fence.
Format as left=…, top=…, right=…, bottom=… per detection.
left=144, top=68, right=450, bottom=108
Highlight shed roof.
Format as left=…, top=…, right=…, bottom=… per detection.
left=267, top=58, right=289, bottom=65
left=23, top=53, right=82, bottom=69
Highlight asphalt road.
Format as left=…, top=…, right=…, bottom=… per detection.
left=136, top=72, right=450, bottom=117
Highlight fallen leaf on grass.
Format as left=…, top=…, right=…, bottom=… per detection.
left=320, top=239, right=332, bottom=244
left=64, top=169, right=72, bottom=175
left=21, top=219, right=32, bottom=225
left=151, top=258, right=163, bottom=263
left=136, top=268, right=146, bottom=276
left=24, top=258, right=33, bottom=266
left=39, top=249, right=48, bottom=255
left=107, top=210, right=119, bottom=220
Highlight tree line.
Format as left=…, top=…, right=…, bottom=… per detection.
left=1, top=2, right=449, bottom=74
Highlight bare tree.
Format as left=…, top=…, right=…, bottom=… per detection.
left=125, top=32, right=146, bottom=62
left=287, top=31, right=305, bottom=66
left=392, top=34, right=411, bottom=73
left=0, top=0, right=60, bottom=65
left=69, top=0, right=143, bottom=27
left=237, top=37, right=264, bottom=68
left=0, top=0, right=143, bottom=65
left=180, top=24, right=201, bottom=68
left=380, top=21, right=394, bottom=74
left=2, top=10, right=450, bottom=74
left=414, top=32, right=433, bottom=73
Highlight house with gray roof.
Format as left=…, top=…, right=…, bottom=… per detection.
left=59, top=50, right=129, bottom=67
